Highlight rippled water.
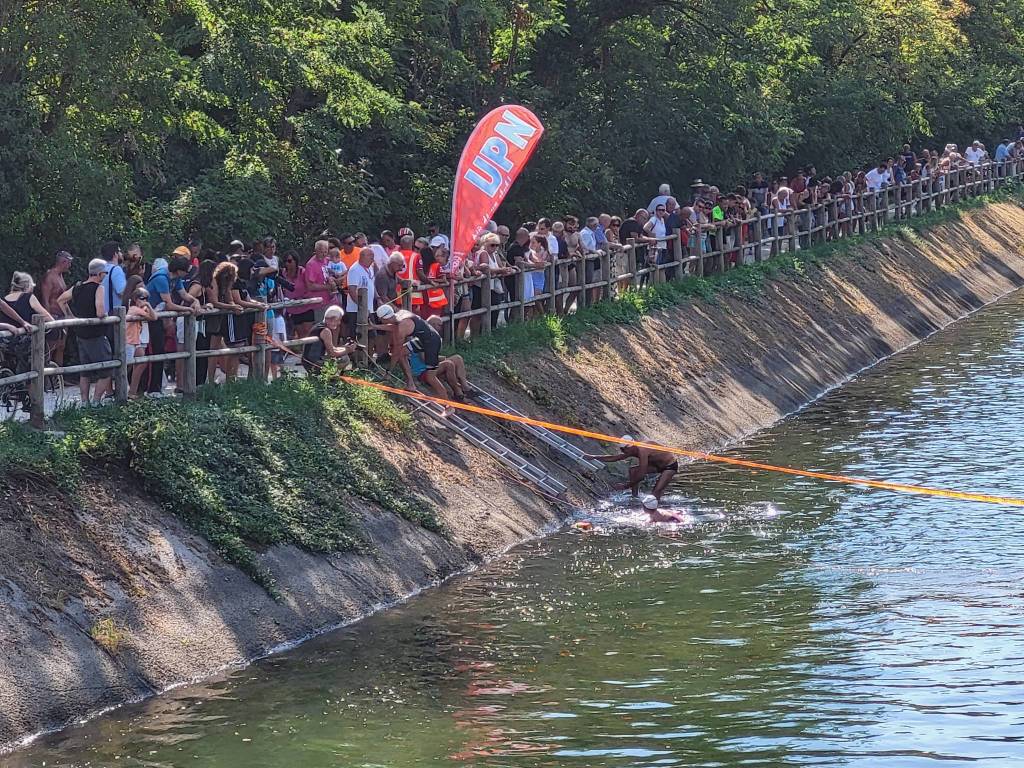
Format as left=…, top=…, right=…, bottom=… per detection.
left=14, top=292, right=1024, bottom=767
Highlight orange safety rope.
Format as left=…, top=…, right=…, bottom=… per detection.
left=333, top=373, right=1024, bottom=508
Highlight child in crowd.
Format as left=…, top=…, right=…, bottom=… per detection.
left=325, top=246, right=347, bottom=308
left=125, top=287, right=157, bottom=398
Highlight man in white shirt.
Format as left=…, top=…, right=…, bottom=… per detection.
left=580, top=216, right=603, bottom=304
left=345, top=248, right=376, bottom=338
left=537, top=218, right=559, bottom=258
left=964, top=141, right=986, bottom=166
left=864, top=161, right=890, bottom=192
left=647, top=183, right=672, bottom=213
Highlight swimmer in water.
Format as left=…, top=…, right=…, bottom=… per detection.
left=586, top=435, right=679, bottom=500
left=641, top=494, right=686, bottom=523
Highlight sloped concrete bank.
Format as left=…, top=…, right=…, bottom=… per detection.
left=3, top=200, right=1024, bottom=753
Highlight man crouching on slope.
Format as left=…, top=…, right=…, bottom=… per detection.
left=374, top=305, right=475, bottom=405
left=586, top=436, right=679, bottom=501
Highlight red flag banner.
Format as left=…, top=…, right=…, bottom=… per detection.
left=449, top=105, right=544, bottom=271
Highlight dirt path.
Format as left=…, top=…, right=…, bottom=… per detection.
left=3, top=201, right=1023, bottom=752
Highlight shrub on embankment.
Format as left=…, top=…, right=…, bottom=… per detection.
left=0, top=373, right=438, bottom=592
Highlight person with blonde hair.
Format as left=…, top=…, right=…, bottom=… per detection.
left=2, top=271, right=53, bottom=330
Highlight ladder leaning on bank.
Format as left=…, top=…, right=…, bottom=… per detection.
left=416, top=398, right=568, bottom=498
left=370, top=361, right=568, bottom=497
left=469, top=388, right=603, bottom=472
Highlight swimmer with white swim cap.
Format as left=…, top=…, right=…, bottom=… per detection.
left=641, top=494, right=686, bottom=523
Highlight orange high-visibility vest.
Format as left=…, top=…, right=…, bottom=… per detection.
left=398, top=250, right=424, bottom=306
left=426, top=262, right=448, bottom=309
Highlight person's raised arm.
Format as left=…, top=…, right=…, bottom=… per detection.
left=231, top=288, right=264, bottom=311
left=28, top=294, right=54, bottom=323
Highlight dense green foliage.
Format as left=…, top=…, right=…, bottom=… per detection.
left=0, top=374, right=436, bottom=590
left=1, top=0, right=1022, bottom=278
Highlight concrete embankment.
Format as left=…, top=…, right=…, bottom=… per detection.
left=3, top=200, right=1024, bottom=752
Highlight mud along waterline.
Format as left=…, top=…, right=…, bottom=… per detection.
left=14, top=271, right=1024, bottom=767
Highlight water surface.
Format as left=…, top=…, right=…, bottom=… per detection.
left=14, top=292, right=1024, bottom=767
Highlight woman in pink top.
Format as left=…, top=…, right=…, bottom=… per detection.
left=281, top=251, right=313, bottom=339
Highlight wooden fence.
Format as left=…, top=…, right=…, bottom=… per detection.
left=0, top=297, right=361, bottom=427
left=405, top=159, right=1024, bottom=343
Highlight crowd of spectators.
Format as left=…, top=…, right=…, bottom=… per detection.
left=2, top=136, right=1022, bottom=408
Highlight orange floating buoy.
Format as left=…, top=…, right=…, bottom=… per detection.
left=572, top=520, right=594, bottom=531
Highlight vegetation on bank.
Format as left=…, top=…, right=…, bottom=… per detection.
left=0, top=372, right=437, bottom=592
left=3, top=0, right=1023, bottom=278
left=456, top=187, right=1024, bottom=371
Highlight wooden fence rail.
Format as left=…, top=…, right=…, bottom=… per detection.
left=0, top=298, right=320, bottom=427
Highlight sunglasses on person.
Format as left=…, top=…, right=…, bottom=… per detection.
left=343, top=239, right=355, bottom=246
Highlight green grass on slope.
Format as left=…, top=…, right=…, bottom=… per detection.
left=0, top=370, right=437, bottom=593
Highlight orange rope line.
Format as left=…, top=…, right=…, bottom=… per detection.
left=335, top=373, right=1024, bottom=508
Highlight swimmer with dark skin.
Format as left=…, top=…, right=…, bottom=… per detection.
left=586, top=437, right=679, bottom=500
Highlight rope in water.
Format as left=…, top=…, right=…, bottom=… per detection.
left=331, top=373, right=1024, bottom=508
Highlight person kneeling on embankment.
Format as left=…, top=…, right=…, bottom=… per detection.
left=586, top=436, right=679, bottom=500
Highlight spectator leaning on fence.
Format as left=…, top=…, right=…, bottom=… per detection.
left=145, top=255, right=200, bottom=396
left=3, top=271, right=53, bottom=332
left=57, top=259, right=112, bottom=406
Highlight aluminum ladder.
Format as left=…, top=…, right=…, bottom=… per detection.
left=417, top=399, right=568, bottom=497
left=369, top=361, right=568, bottom=497
left=469, top=388, right=604, bottom=472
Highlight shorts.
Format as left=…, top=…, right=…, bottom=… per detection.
left=408, top=350, right=435, bottom=379
left=290, top=309, right=315, bottom=326
left=531, top=270, right=546, bottom=294
left=648, top=461, right=679, bottom=474
left=77, top=335, right=112, bottom=367
left=126, top=345, right=142, bottom=364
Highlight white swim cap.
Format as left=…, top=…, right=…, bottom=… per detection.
left=621, top=434, right=635, bottom=442
left=642, top=494, right=658, bottom=511
left=375, top=304, right=396, bottom=321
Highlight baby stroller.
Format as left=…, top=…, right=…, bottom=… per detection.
left=0, top=332, right=65, bottom=415
left=0, top=333, right=32, bottom=413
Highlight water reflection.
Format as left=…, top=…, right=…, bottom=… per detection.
left=14, top=293, right=1024, bottom=767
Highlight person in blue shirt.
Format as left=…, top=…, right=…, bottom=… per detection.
left=144, top=256, right=200, bottom=396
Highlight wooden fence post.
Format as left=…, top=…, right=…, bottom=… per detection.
left=183, top=312, right=198, bottom=396
left=356, top=287, right=369, bottom=366
left=753, top=216, right=765, bottom=262
left=114, top=307, right=129, bottom=402
left=627, top=239, right=640, bottom=288
left=250, top=308, right=267, bottom=384
left=401, top=279, right=413, bottom=311
left=600, top=250, right=611, bottom=299
left=481, top=276, right=493, bottom=335
left=29, top=314, right=46, bottom=428
left=672, top=232, right=684, bottom=276
left=545, top=261, right=557, bottom=314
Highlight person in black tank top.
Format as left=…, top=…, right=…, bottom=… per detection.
left=3, top=271, right=54, bottom=330
left=56, top=259, right=113, bottom=404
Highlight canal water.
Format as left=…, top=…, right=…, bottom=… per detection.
left=14, top=292, right=1024, bottom=767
